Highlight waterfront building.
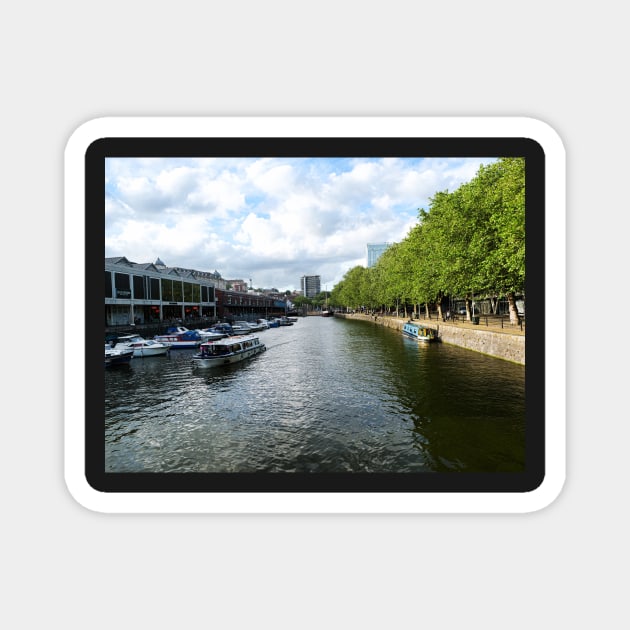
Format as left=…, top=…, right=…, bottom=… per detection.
left=300, top=275, right=321, bottom=298
left=227, top=279, right=249, bottom=292
left=105, top=256, right=219, bottom=326
left=367, top=242, right=392, bottom=268
left=215, top=288, right=285, bottom=321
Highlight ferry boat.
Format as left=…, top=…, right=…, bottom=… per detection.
left=191, top=334, right=266, bottom=368
left=402, top=321, right=437, bottom=342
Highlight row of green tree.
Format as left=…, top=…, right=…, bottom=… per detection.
left=329, top=158, right=525, bottom=323
left=292, top=292, right=331, bottom=311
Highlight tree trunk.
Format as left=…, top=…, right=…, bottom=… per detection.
left=507, top=291, right=520, bottom=325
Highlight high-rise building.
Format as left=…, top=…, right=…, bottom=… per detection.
left=367, top=243, right=391, bottom=267
left=300, top=275, right=321, bottom=298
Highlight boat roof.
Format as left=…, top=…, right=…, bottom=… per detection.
left=201, top=334, right=259, bottom=346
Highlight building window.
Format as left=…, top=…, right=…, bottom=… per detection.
left=114, top=273, right=131, bottom=299
left=105, top=271, right=112, bottom=298
left=161, top=279, right=173, bottom=301
left=184, top=282, right=195, bottom=302
left=133, top=275, right=145, bottom=300
left=173, top=280, right=183, bottom=301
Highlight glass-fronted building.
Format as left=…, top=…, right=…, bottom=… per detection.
left=300, top=275, right=321, bottom=298
left=366, top=243, right=391, bottom=268
left=105, top=257, right=218, bottom=326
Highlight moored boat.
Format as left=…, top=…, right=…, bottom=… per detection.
left=113, top=334, right=171, bottom=357
left=105, top=344, right=134, bottom=367
left=235, top=320, right=264, bottom=332
left=231, top=321, right=253, bottom=334
left=191, top=334, right=266, bottom=368
left=154, top=328, right=202, bottom=348
left=196, top=327, right=229, bottom=342
left=209, top=322, right=234, bottom=336
left=402, top=321, right=437, bottom=342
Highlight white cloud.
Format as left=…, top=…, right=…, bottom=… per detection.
left=105, top=156, right=497, bottom=290
left=250, top=162, right=296, bottom=197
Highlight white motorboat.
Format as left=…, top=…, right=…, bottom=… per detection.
left=231, top=321, right=253, bottom=334
left=191, top=334, right=266, bottom=369
left=114, top=334, right=171, bottom=357
left=196, top=327, right=229, bottom=342
left=105, top=344, right=134, bottom=367
left=244, top=321, right=264, bottom=332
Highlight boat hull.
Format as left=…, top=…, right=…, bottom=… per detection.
left=153, top=335, right=201, bottom=348
left=105, top=348, right=134, bottom=366
left=131, top=345, right=170, bottom=357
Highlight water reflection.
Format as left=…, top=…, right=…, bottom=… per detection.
left=105, top=317, right=525, bottom=473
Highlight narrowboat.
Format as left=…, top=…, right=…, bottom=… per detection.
left=402, top=321, right=436, bottom=342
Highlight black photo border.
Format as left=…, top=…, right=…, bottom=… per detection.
left=86, top=135, right=544, bottom=495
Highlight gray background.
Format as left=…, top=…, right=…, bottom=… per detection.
left=2, top=1, right=624, bottom=628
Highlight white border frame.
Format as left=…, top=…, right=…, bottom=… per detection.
left=64, top=116, right=565, bottom=513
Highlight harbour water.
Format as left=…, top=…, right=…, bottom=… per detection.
left=105, top=316, right=526, bottom=473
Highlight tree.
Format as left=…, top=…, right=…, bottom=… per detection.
left=477, top=158, right=525, bottom=323
left=417, top=158, right=525, bottom=323
left=330, top=158, right=525, bottom=324
left=292, top=295, right=312, bottom=308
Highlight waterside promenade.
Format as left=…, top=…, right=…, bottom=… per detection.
left=335, top=312, right=525, bottom=364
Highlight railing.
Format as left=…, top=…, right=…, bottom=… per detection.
left=414, top=311, right=525, bottom=332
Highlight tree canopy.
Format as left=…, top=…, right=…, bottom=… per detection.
left=329, top=158, right=525, bottom=322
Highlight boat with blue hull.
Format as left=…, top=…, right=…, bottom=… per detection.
left=153, top=327, right=202, bottom=348
left=402, top=321, right=437, bottom=342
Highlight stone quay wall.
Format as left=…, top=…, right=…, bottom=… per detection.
left=335, top=313, right=525, bottom=365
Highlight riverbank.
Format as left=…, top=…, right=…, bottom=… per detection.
left=335, top=313, right=525, bottom=364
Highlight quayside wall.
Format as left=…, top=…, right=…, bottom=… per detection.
left=335, top=313, right=525, bottom=365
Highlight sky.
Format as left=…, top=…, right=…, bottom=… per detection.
left=105, top=156, right=497, bottom=292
